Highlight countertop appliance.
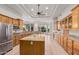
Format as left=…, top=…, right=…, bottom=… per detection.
left=0, top=23, right=13, bottom=55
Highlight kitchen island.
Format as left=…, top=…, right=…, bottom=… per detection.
left=20, top=34, right=45, bottom=55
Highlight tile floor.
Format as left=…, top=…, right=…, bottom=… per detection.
left=5, top=34, right=68, bottom=55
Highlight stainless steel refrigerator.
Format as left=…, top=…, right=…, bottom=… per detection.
left=0, top=23, right=13, bottom=55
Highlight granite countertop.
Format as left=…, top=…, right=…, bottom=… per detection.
left=69, top=35, right=79, bottom=42
left=20, top=34, right=45, bottom=41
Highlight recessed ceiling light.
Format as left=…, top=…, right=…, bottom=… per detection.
left=31, top=9, right=34, bottom=11
left=46, top=7, right=48, bottom=10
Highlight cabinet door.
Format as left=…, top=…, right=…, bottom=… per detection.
left=61, top=37, right=64, bottom=47
left=0, top=15, right=2, bottom=22
left=67, top=39, right=73, bottom=55
left=72, top=14, right=79, bottom=29
left=12, top=19, right=19, bottom=26
left=72, top=6, right=79, bottom=29
left=33, top=41, right=44, bottom=55
left=19, top=20, right=23, bottom=29
left=12, top=19, right=16, bottom=25
left=8, top=17, right=13, bottom=25
left=5, top=16, right=9, bottom=24
left=20, top=40, right=34, bottom=55
left=1, top=16, right=7, bottom=23
left=13, top=36, right=16, bottom=47
left=63, top=37, right=68, bottom=50
left=20, top=40, right=45, bottom=55
left=15, top=20, right=19, bottom=26
left=73, top=41, right=79, bottom=55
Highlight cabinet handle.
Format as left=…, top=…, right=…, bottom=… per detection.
left=30, top=41, right=33, bottom=45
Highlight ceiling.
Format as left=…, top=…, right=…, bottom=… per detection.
left=0, top=4, right=76, bottom=18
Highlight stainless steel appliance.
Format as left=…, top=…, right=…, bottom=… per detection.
left=0, top=23, right=13, bottom=55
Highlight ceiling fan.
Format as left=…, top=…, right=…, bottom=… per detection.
left=36, top=4, right=46, bottom=16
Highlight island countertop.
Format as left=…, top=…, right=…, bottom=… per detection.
left=20, top=34, right=45, bottom=41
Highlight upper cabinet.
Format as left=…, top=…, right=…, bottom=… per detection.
left=66, top=14, right=72, bottom=30
left=1, top=15, right=7, bottom=23
left=59, top=5, right=79, bottom=30
left=71, top=5, right=79, bottom=29
left=0, top=14, right=7, bottom=23
left=8, top=17, right=13, bottom=24
left=12, top=18, right=19, bottom=26
left=61, top=14, right=72, bottom=30
left=17, top=19, right=23, bottom=29
left=0, top=14, right=24, bottom=29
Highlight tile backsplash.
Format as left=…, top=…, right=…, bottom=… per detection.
left=69, top=30, right=79, bottom=37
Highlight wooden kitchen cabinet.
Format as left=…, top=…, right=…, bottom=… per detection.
left=33, top=41, right=44, bottom=55
left=0, top=14, right=2, bottom=22
left=5, top=16, right=9, bottom=24
left=12, top=19, right=24, bottom=28
left=15, top=19, right=19, bottom=26
left=20, top=40, right=44, bottom=55
left=8, top=17, right=13, bottom=25
left=12, top=19, right=18, bottom=26
left=17, top=19, right=23, bottom=29
left=20, top=35, right=45, bottom=55
left=71, top=5, right=79, bottom=29
left=19, top=20, right=23, bottom=29
left=58, top=34, right=79, bottom=55
left=0, top=14, right=24, bottom=28
left=67, top=39, right=73, bottom=55
left=63, top=36, right=68, bottom=51
left=61, top=14, right=72, bottom=30
left=12, top=19, right=15, bottom=25
left=13, top=32, right=34, bottom=47
left=73, top=41, right=79, bottom=55
left=61, top=37, right=64, bottom=47
left=1, top=15, right=7, bottom=23
left=20, top=40, right=34, bottom=55
left=0, top=14, right=12, bottom=24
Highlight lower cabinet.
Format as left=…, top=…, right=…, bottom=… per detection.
left=73, top=41, right=79, bottom=55
left=13, top=35, right=20, bottom=47
left=61, top=37, right=64, bottom=47
left=57, top=35, right=79, bottom=55
left=20, top=40, right=45, bottom=55
left=67, top=39, right=73, bottom=55
left=63, top=37, right=68, bottom=51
